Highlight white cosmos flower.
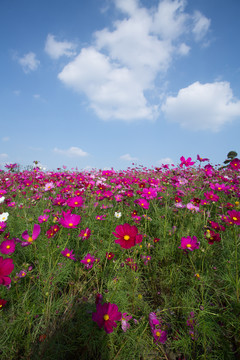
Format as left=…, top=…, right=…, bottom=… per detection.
left=0, top=212, right=9, bottom=222
left=0, top=196, right=5, bottom=203
left=114, top=211, right=122, bottom=219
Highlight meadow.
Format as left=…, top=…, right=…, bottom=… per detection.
left=0, top=153, right=239, bottom=360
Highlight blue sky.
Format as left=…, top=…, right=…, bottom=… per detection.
left=1, top=0, right=240, bottom=171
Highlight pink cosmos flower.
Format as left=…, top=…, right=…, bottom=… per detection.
left=230, top=158, right=240, bottom=170
left=149, top=312, right=167, bottom=344
left=95, top=215, right=106, bottom=220
left=179, top=236, right=200, bottom=251
left=67, top=196, right=83, bottom=208
left=21, top=224, right=41, bottom=246
left=0, top=239, right=16, bottom=255
left=92, top=302, right=122, bottom=334
left=197, top=155, right=209, bottom=162
left=186, top=203, right=200, bottom=212
left=121, top=312, right=132, bottom=332
left=38, top=214, right=49, bottom=223
left=0, top=299, right=7, bottom=308
left=136, top=198, right=149, bottom=210
left=113, top=223, right=143, bottom=249
left=59, top=213, right=81, bottom=228
left=0, top=222, right=7, bottom=233
left=78, top=227, right=91, bottom=240
left=227, top=210, right=240, bottom=225
left=204, top=191, right=219, bottom=202
left=204, top=230, right=221, bottom=244
left=141, top=187, right=157, bottom=200
left=81, top=253, right=96, bottom=269
left=61, top=248, right=76, bottom=260
left=0, top=256, right=14, bottom=286
left=180, top=156, right=195, bottom=168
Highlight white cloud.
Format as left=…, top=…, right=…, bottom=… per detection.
left=58, top=0, right=210, bottom=122
left=53, top=146, right=89, bottom=157
left=192, top=11, right=211, bottom=41
left=120, top=153, right=138, bottom=161
left=156, top=157, right=173, bottom=165
left=18, top=52, right=40, bottom=73
left=161, top=81, right=240, bottom=131
left=0, top=153, right=8, bottom=159
left=1, top=137, right=10, bottom=142
left=45, top=34, right=77, bottom=59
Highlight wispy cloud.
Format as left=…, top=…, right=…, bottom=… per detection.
left=53, top=146, right=89, bottom=157
left=120, top=153, right=138, bottom=161
left=161, top=81, right=240, bottom=132
left=18, top=52, right=40, bottom=73
left=1, top=137, right=10, bottom=142
left=58, top=0, right=210, bottom=122
left=0, top=153, right=8, bottom=159
left=156, top=157, right=173, bottom=165
left=45, top=34, right=77, bottom=59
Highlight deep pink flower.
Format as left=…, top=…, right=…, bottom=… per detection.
left=67, top=196, right=83, bottom=208
left=230, top=158, right=240, bottom=170
left=92, top=302, right=122, bottom=334
left=179, top=236, right=200, bottom=251
left=204, top=191, right=219, bottom=202
left=95, top=215, right=106, bottom=220
left=81, top=253, right=95, bottom=269
left=106, top=252, right=115, bottom=260
left=59, top=213, right=81, bottom=228
left=141, top=187, right=157, bottom=200
left=227, top=210, right=240, bottom=225
left=61, top=248, right=76, bottom=260
left=21, top=224, right=41, bottom=246
left=197, top=155, right=209, bottom=162
left=38, top=214, right=49, bottom=223
left=204, top=229, right=221, bottom=244
left=113, top=223, right=143, bottom=249
left=0, top=239, right=16, bottom=255
left=136, top=198, right=149, bottom=210
left=149, top=312, right=167, bottom=344
left=180, top=156, right=195, bottom=168
left=0, top=256, right=14, bottom=286
left=0, top=299, right=7, bottom=308
left=0, top=222, right=7, bottom=233
left=78, top=227, right=91, bottom=240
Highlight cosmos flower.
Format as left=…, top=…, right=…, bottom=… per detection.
left=59, top=213, right=81, bottom=228
left=112, top=223, right=143, bottom=249
left=0, top=212, right=9, bottom=222
left=21, top=224, right=41, bottom=246
left=61, top=248, right=76, bottom=260
left=80, top=253, right=96, bottom=269
left=0, top=239, right=16, bottom=255
left=0, top=256, right=14, bottom=286
left=179, top=236, right=200, bottom=251
left=92, top=302, right=122, bottom=334
left=79, top=227, right=91, bottom=240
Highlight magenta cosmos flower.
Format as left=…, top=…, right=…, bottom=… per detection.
left=92, top=302, right=122, bottom=334
left=112, top=223, right=143, bottom=249
left=0, top=256, right=14, bottom=286
left=0, top=222, right=7, bottom=233
left=179, top=236, right=200, bottom=251
left=61, top=248, right=76, bottom=260
left=227, top=210, right=240, bottom=225
left=78, top=228, right=91, bottom=240
left=67, top=196, right=83, bottom=208
left=180, top=156, right=195, bottom=168
left=0, top=239, right=16, bottom=255
left=59, top=213, right=81, bottom=229
left=21, top=224, right=41, bottom=246
left=81, top=253, right=96, bottom=269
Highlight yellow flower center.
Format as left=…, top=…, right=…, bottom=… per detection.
left=156, top=331, right=161, bottom=337
left=186, top=244, right=192, bottom=248
left=66, top=253, right=70, bottom=257
left=74, top=202, right=78, bottom=205
left=6, top=245, right=10, bottom=249
left=28, top=237, right=33, bottom=242
left=103, top=314, right=109, bottom=321
left=69, top=223, right=73, bottom=227
left=233, top=217, right=237, bottom=221
left=84, top=233, right=87, bottom=237
left=87, top=259, right=91, bottom=263
left=124, top=235, right=130, bottom=241
left=0, top=304, right=2, bottom=308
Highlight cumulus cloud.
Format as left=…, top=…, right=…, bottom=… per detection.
left=58, top=0, right=210, bottom=122
left=161, top=81, right=240, bottom=131
left=53, top=146, right=89, bottom=157
left=45, top=34, right=77, bottom=59
left=120, top=153, right=138, bottom=161
left=18, top=52, right=40, bottom=73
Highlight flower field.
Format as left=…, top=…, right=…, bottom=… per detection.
left=0, top=154, right=240, bottom=360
